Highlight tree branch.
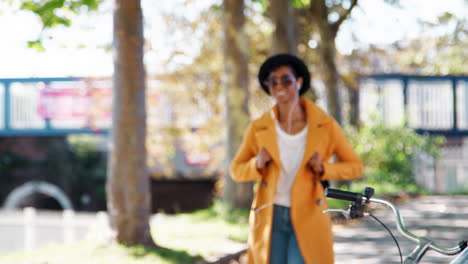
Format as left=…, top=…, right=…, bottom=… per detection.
left=331, top=0, right=358, bottom=38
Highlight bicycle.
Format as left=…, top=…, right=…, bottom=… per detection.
left=322, top=187, right=468, bottom=264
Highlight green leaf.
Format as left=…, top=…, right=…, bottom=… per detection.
left=83, top=0, right=102, bottom=10
left=437, top=12, right=454, bottom=24
left=20, top=1, right=38, bottom=10
left=291, top=0, right=310, bottom=8
left=27, top=40, right=46, bottom=52
left=40, top=0, right=66, bottom=13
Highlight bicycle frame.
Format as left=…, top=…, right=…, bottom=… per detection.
left=368, top=197, right=462, bottom=263
left=451, top=247, right=468, bottom=264
left=323, top=187, right=467, bottom=264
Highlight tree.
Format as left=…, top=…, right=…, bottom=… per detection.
left=395, top=13, right=468, bottom=75
left=308, top=0, right=358, bottom=125
left=342, top=12, right=468, bottom=76
left=269, top=0, right=298, bottom=55
left=19, top=0, right=155, bottom=246
left=222, top=0, right=253, bottom=209
left=106, top=0, right=154, bottom=246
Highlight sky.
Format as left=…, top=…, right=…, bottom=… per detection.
left=0, top=0, right=466, bottom=78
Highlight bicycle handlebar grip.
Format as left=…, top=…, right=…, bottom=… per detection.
left=325, top=188, right=363, bottom=203
left=460, top=240, right=467, bottom=251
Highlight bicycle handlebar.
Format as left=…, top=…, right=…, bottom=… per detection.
left=324, top=188, right=363, bottom=203
left=325, top=188, right=467, bottom=256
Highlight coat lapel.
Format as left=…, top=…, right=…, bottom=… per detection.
left=300, top=98, right=331, bottom=169
left=254, top=110, right=281, bottom=166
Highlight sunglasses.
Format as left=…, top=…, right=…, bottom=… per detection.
left=263, top=75, right=296, bottom=88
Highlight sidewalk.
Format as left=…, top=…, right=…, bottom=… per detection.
left=218, top=195, right=468, bottom=264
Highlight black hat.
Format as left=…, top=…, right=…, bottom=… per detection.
left=258, top=54, right=311, bottom=96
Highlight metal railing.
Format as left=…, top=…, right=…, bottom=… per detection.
left=359, top=74, right=468, bottom=136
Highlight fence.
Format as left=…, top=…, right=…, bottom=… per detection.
left=0, top=208, right=109, bottom=253
left=434, top=141, right=468, bottom=193
left=359, top=75, right=468, bottom=135
left=414, top=140, right=468, bottom=193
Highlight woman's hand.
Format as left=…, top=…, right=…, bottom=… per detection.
left=256, top=147, right=272, bottom=170
left=308, top=151, right=324, bottom=175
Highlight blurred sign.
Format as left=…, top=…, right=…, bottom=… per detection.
left=37, top=80, right=112, bottom=127
left=38, top=87, right=90, bottom=120
left=184, top=152, right=211, bottom=166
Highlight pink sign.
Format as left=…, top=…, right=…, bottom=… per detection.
left=37, top=81, right=112, bottom=122
left=38, top=88, right=89, bottom=119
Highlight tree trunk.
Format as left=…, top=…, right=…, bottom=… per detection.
left=313, top=0, right=342, bottom=124
left=346, top=81, right=360, bottom=127
left=270, top=0, right=298, bottom=55
left=222, top=0, right=252, bottom=209
left=106, top=0, right=154, bottom=246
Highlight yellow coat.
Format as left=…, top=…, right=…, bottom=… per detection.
left=230, top=98, right=363, bottom=264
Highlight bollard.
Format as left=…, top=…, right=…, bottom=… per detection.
left=63, top=209, right=75, bottom=243
left=97, top=211, right=107, bottom=226
left=93, top=211, right=113, bottom=240
left=24, top=207, right=36, bottom=251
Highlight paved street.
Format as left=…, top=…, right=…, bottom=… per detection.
left=332, top=195, right=468, bottom=264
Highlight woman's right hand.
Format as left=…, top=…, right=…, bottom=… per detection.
left=256, top=147, right=272, bottom=170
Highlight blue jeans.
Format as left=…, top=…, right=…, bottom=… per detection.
left=270, top=205, right=305, bottom=264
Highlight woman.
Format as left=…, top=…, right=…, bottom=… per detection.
left=230, top=54, right=363, bottom=264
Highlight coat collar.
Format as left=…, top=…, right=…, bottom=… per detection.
left=254, top=98, right=332, bottom=167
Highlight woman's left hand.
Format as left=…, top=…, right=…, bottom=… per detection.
left=308, top=151, right=324, bottom=175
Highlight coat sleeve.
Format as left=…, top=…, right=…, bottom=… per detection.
left=321, top=120, right=363, bottom=181
left=229, top=122, right=263, bottom=182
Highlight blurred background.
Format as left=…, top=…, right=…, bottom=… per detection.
left=0, top=0, right=467, bottom=263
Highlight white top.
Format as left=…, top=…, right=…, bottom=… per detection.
left=273, top=121, right=308, bottom=207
